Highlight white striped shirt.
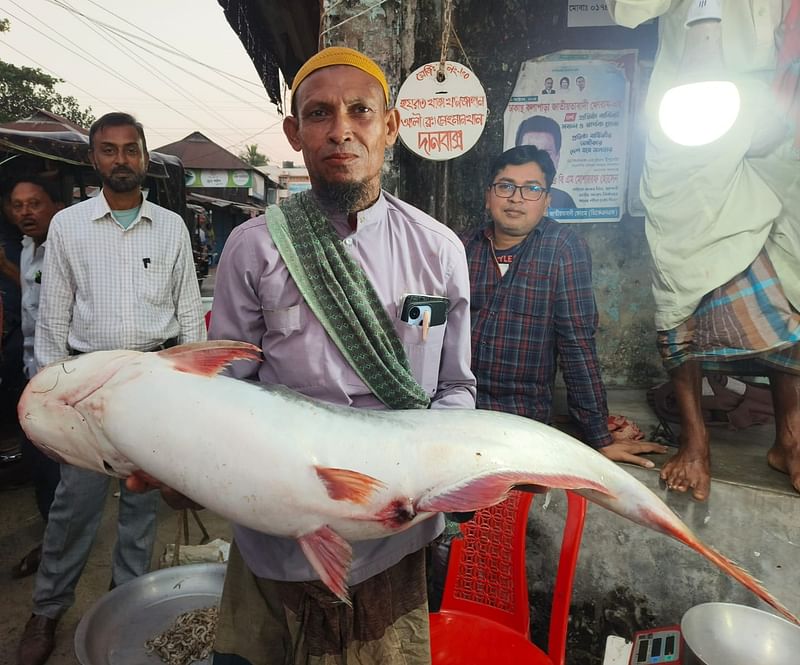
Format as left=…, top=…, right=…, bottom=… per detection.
left=35, top=190, right=205, bottom=367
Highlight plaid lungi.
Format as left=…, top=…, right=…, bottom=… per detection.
left=213, top=540, right=431, bottom=665
left=658, top=250, right=800, bottom=375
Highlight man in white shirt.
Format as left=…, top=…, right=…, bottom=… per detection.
left=17, top=113, right=206, bottom=665
left=608, top=1, right=800, bottom=500
left=8, top=177, right=63, bottom=581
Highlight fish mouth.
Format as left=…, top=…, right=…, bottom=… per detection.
left=34, top=441, right=68, bottom=465
left=33, top=355, right=131, bottom=409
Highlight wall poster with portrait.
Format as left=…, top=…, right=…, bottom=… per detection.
left=503, top=50, right=637, bottom=223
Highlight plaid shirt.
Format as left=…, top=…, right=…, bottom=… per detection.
left=464, top=218, right=612, bottom=448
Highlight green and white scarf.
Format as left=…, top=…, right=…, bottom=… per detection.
left=267, top=191, right=430, bottom=410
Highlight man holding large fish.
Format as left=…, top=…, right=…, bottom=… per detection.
left=16, top=47, right=799, bottom=665
left=201, top=47, right=477, bottom=665
left=16, top=113, right=206, bottom=665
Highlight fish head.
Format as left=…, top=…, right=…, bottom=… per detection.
left=18, top=350, right=143, bottom=476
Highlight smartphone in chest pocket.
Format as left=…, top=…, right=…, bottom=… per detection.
left=400, top=294, right=449, bottom=326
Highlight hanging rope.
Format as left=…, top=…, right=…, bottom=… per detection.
left=451, top=23, right=474, bottom=75
left=437, top=0, right=455, bottom=82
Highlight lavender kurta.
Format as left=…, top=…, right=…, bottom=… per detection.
left=209, top=190, right=476, bottom=585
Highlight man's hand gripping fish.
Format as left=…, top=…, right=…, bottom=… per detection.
left=18, top=341, right=798, bottom=623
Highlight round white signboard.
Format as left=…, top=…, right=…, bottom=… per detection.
left=396, top=61, right=487, bottom=161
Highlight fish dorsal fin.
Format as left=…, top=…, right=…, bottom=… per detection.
left=158, top=341, right=261, bottom=377
left=297, top=526, right=353, bottom=605
left=315, top=466, right=387, bottom=505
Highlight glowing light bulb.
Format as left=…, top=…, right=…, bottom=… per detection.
left=658, top=80, right=741, bottom=146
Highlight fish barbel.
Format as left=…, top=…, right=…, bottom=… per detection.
left=17, top=341, right=798, bottom=622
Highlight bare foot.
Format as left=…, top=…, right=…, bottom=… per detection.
left=660, top=434, right=711, bottom=501
left=767, top=443, right=800, bottom=494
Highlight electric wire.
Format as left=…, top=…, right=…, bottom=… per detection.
left=4, top=2, right=221, bottom=134
left=47, top=0, right=266, bottom=93
left=4, top=1, right=288, bottom=157
left=47, top=0, right=274, bottom=116
left=58, top=1, right=246, bottom=141
left=0, top=41, right=114, bottom=109
left=45, top=0, right=283, bottom=140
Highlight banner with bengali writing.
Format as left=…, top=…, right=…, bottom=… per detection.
left=567, top=2, right=616, bottom=28
left=503, top=49, right=637, bottom=223
left=396, top=61, right=488, bottom=161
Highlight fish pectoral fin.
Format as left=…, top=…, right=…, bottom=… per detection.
left=416, top=471, right=611, bottom=513
left=297, top=526, right=353, bottom=606
left=159, top=341, right=261, bottom=376
left=315, top=466, right=387, bottom=505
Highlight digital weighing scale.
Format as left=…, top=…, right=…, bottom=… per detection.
left=627, top=625, right=682, bottom=664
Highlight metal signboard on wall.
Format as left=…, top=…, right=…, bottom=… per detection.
left=185, top=168, right=252, bottom=188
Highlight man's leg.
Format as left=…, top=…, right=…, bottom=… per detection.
left=660, top=360, right=712, bottom=501
left=11, top=436, right=61, bottom=579
left=111, top=480, right=160, bottom=587
left=18, top=465, right=110, bottom=665
left=26, top=435, right=61, bottom=521
left=767, top=371, right=800, bottom=493
left=32, top=464, right=110, bottom=618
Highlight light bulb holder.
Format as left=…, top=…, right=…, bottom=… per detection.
left=686, top=0, right=722, bottom=27
left=680, top=19, right=726, bottom=78
left=658, top=0, right=739, bottom=147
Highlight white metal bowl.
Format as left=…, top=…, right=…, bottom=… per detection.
left=74, top=563, right=226, bottom=665
left=681, top=602, right=800, bottom=665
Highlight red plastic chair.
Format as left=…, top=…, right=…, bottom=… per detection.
left=429, top=490, right=587, bottom=665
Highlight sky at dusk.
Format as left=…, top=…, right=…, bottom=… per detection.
left=1, top=0, right=299, bottom=163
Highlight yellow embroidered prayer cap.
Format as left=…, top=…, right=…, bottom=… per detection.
left=291, top=47, right=390, bottom=106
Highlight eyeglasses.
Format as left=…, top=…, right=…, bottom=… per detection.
left=489, top=182, right=548, bottom=201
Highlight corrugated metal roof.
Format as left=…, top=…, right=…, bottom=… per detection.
left=0, top=109, right=89, bottom=135
left=188, top=191, right=264, bottom=214
left=154, top=132, right=253, bottom=170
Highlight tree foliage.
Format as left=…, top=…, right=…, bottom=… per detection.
left=0, top=20, right=95, bottom=127
left=238, top=143, right=269, bottom=167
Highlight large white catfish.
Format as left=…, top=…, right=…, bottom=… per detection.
left=18, top=341, right=797, bottom=623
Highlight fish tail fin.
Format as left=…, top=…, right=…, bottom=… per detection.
left=159, top=341, right=261, bottom=377
left=416, top=471, right=611, bottom=513
left=688, top=538, right=800, bottom=626
left=297, top=526, right=353, bottom=606
left=633, top=503, right=800, bottom=626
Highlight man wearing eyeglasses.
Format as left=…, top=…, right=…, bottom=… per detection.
left=463, top=146, right=666, bottom=464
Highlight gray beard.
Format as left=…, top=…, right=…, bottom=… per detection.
left=103, top=170, right=146, bottom=194
left=315, top=180, right=371, bottom=213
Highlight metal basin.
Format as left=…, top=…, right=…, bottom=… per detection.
left=74, top=563, right=226, bottom=665
left=681, top=602, right=800, bottom=665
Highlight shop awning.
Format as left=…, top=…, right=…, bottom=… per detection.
left=187, top=192, right=264, bottom=215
